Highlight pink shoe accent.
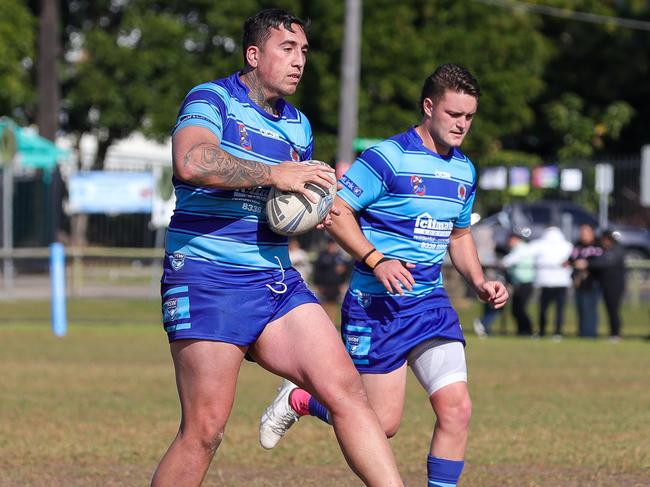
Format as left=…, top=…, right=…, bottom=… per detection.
left=289, top=388, right=312, bottom=416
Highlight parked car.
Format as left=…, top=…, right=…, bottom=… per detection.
left=474, top=200, right=650, bottom=262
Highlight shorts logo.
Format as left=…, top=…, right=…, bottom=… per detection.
left=164, top=298, right=178, bottom=321
left=457, top=183, right=467, bottom=201
left=357, top=291, right=372, bottom=308
left=410, top=175, right=426, bottom=196
left=340, top=175, right=363, bottom=197
left=170, top=252, right=185, bottom=271
left=238, top=123, right=252, bottom=150
left=346, top=335, right=360, bottom=354
left=290, top=147, right=300, bottom=162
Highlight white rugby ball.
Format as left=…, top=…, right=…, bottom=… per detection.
left=266, top=160, right=337, bottom=236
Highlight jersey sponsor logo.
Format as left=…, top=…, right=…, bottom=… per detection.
left=413, top=213, right=453, bottom=250
left=410, top=175, right=426, bottom=196
left=434, top=170, right=451, bottom=179
left=340, top=175, right=363, bottom=197
left=457, top=183, right=467, bottom=201
left=170, top=252, right=185, bottom=271
left=290, top=147, right=301, bottom=162
left=175, top=114, right=216, bottom=128
left=259, top=128, right=280, bottom=139
left=163, top=298, right=178, bottom=321
left=238, top=123, right=252, bottom=150
left=233, top=187, right=268, bottom=202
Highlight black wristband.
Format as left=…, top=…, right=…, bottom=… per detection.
left=373, top=258, right=408, bottom=270
left=361, top=248, right=377, bottom=265
left=374, top=257, right=391, bottom=268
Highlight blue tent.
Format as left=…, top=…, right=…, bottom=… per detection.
left=0, top=117, right=70, bottom=171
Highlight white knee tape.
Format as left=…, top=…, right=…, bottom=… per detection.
left=407, top=339, right=467, bottom=396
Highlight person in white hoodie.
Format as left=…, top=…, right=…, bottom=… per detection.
left=527, top=226, right=574, bottom=339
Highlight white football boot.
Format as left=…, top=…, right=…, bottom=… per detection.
left=259, top=379, right=300, bottom=449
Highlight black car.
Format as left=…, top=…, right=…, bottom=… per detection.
left=474, top=200, right=650, bottom=261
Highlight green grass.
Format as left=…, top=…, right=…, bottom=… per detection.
left=1, top=299, right=649, bottom=486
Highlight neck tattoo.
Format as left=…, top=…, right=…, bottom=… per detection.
left=242, top=72, right=278, bottom=116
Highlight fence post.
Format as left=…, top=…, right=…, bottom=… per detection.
left=50, top=242, right=67, bottom=337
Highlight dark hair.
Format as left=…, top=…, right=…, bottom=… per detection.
left=242, top=9, right=310, bottom=57
left=600, top=229, right=617, bottom=242
left=419, top=64, right=481, bottom=115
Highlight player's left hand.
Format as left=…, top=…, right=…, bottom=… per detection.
left=373, top=259, right=416, bottom=296
left=476, top=280, right=509, bottom=309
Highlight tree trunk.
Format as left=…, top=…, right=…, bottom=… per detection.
left=92, top=136, right=112, bottom=170
left=70, top=214, right=88, bottom=247
left=37, top=0, right=60, bottom=142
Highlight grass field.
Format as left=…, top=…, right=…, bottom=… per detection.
left=1, top=298, right=649, bottom=486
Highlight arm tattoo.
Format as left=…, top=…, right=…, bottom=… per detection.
left=183, top=142, right=271, bottom=188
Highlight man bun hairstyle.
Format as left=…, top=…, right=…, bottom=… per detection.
left=419, top=64, right=481, bottom=115
left=242, top=9, right=310, bottom=57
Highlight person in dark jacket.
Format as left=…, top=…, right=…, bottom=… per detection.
left=569, top=224, right=603, bottom=337
left=575, top=230, right=625, bottom=340
left=312, top=239, right=351, bottom=304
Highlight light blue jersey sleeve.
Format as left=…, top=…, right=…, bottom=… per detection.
left=338, top=144, right=397, bottom=211
left=172, top=82, right=229, bottom=140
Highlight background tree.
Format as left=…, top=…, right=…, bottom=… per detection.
left=60, top=0, right=243, bottom=168
left=521, top=0, right=650, bottom=157
left=0, top=0, right=35, bottom=123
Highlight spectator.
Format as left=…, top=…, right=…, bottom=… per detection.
left=472, top=224, right=503, bottom=337
left=501, top=232, right=536, bottom=336
left=577, top=230, right=625, bottom=341
left=569, top=224, right=603, bottom=338
left=528, top=226, right=573, bottom=340
left=288, top=238, right=312, bottom=281
left=312, top=239, right=350, bottom=305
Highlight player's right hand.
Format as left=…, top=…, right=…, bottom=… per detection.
left=270, top=161, right=336, bottom=204
left=373, top=259, right=416, bottom=296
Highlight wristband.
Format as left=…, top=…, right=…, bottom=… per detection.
left=374, top=257, right=391, bottom=268
left=365, top=251, right=385, bottom=269
left=360, top=248, right=377, bottom=265
left=372, top=258, right=408, bottom=270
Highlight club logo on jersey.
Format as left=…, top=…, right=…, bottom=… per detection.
left=457, top=183, right=467, bottom=201
left=163, top=298, right=178, bottom=321
left=290, top=147, right=301, bottom=162
left=340, top=175, right=363, bottom=197
left=411, top=175, right=426, bottom=196
left=170, top=252, right=185, bottom=271
left=238, top=123, right=252, bottom=150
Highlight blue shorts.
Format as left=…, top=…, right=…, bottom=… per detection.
left=341, top=306, right=464, bottom=373
left=161, top=271, right=319, bottom=345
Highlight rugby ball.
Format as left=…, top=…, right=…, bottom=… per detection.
left=266, top=160, right=337, bottom=236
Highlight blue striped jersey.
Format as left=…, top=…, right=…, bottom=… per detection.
left=338, top=127, right=476, bottom=309
left=162, top=72, right=313, bottom=287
